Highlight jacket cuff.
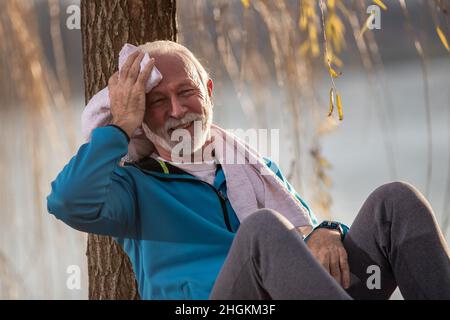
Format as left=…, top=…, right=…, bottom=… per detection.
left=107, top=124, right=131, bottom=143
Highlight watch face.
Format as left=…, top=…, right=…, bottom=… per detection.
left=323, top=221, right=338, bottom=229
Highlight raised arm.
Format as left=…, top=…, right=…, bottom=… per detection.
left=47, top=51, right=155, bottom=238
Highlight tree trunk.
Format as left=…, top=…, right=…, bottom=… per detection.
left=81, top=0, right=177, bottom=300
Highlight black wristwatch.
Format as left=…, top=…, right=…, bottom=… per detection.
left=304, top=220, right=349, bottom=242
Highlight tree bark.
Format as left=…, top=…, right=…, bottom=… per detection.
left=81, top=0, right=177, bottom=299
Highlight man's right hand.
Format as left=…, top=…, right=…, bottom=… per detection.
left=109, top=51, right=156, bottom=138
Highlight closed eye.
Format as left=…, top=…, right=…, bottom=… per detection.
left=149, top=98, right=166, bottom=107
left=150, top=96, right=166, bottom=104
left=179, top=89, right=195, bottom=96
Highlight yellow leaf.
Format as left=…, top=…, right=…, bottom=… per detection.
left=328, top=88, right=335, bottom=117
left=325, top=50, right=343, bottom=68
left=306, top=6, right=315, bottom=18
left=311, top=41, right=320, bottom=57
left=328, top=65, right=342, bottom=78
left=241, top=0, right=250, bottom=9
left=309, top=24, right=318, bottom=41
left=327, top=0, right=336, bottom=10
left=336, top=93, right=343, bottom=120
left=318, top=157, right=332, bottom=169
left=326, top=14, right=346, bottom=53
left=373, top=0, right=387, bottom=10
left=299, top=14, right=308, bottom=30
left=436, top=26, right=450, bottom=52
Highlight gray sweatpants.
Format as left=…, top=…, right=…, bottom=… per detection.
left=209, top=182, right=450, bottom=300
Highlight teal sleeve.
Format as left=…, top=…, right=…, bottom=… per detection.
left=47, top=126, right=137, bottom=237
left=264, top=158, right=319, bottom=227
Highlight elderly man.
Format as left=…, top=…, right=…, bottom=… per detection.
left=47, top=41, right=450, bottom=300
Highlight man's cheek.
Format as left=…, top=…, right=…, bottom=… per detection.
left=145, top=111, right=163, bottom=127
left=189, top=98, right=206, bottom=113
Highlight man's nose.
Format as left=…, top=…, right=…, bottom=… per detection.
left=168, top=95, right=187, bottom=119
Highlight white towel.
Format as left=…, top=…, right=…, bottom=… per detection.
left=210, top=125, right=313, bottom=228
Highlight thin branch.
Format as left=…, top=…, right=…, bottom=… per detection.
left=399, top=0, right=433, bottom=198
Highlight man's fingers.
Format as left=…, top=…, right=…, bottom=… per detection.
left=329, top=250, right=342, bottom=286
left=137, top=57, right=155, bottom=86
left=339, top=248, right=351, bottom=289
left=127, top=52, right=145, bottom=84
left=119, top=51, right=141, bottom=81
left=108, top=72, right=119, bottom=87
left=318, top=252, right=330, bottom=274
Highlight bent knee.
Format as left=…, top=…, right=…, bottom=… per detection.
left=373, top=181, right=423, bottom=203
left=370, top=181, right=434, bottom=220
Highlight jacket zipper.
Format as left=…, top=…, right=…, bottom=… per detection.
left=208, top=186, right=232, bottom=232
left=127, top=163, right=233, bottom=232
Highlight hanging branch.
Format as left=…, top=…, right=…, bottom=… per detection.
left=47, top=0, right=78, bottom=151
left=319, top=0, right=344, bottom=121
left=430, top=0, right=450, bottom=52
left=399, top=0, right=433, bottom=198
left=442, top=92, right=450, bottom=236
left=343, top=0, right=398, bottom=181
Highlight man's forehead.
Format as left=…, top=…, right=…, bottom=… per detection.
left=153, top=53, right=198, bottom=84
left=149, top=78, right=197, bottom=96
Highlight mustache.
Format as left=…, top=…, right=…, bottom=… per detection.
left=164, top=112, right=204, bottom=132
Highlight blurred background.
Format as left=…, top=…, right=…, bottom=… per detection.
left=0, top=0, right=449, bottom=299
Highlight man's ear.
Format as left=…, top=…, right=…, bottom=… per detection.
left=207, top=79, right=213, bottom=98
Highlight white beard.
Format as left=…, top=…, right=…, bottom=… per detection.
left=142, top=106, right=213, bottom=158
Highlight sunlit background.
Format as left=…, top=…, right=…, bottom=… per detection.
left=0, top=0, right=449, bottom=299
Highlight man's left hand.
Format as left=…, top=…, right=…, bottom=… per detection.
left=305, top=228, right=350, bottom=289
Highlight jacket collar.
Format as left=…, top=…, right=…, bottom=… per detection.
left=125, top=155, right=223, bottom=182
left=125, top=156, right=191, bottom=175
